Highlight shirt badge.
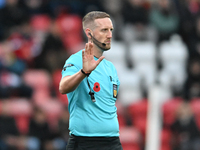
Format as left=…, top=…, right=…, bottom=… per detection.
left=113, top=84, right=118, bottom=98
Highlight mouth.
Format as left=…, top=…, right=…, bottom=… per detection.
left=105, top=41, right=111, bottom=44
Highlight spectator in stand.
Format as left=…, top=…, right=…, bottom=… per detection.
left=171, top=101, right=200, bottom=150
left=23, top=0, right=51, bottom=17
left=28, top=106, right=66, bottom=150
left=81, top=0, right=105, bottom=16
left=121, top=0, right=157, bottom=68
left=0, top=41, right=33, bottom=99
left=183, top=59, right=200, bottom=101
left=149, top=0, right=179, bottom=43
left=28, top=106, right=53, bottom=150
left=187, top=16, right=200, bottom=59
left=34, top=20, right=69, bottom=73
left=101, top=0, right=123, bottom=41
left=0, top=0, right=5, bottom=40
left=0, top=101, right=25, bottom=150
left=0, top=0, right=28, bottom=40
left=122, top=0, right=157, bottom=42
left=57, top=107, right=70, bottom=143
left=172, top=0, right=200, bottom=46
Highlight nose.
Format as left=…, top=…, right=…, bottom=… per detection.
left=107, top=30, right=112, bottom=38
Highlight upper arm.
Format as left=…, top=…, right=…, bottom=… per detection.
left=61, top=54, right=81, bottom=78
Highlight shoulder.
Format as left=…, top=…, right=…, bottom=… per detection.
left=104, top=59, right=115, bottom=67
left=62, top=50, right=83, bottom=72
left=103, top=59, right=117, bottom=72
left=62, top=50, right=83, bottom=76
left=64, top=50, right=82, bottom=64
left=68, top=50, right=82, bottom=61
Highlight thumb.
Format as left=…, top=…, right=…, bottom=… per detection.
left=96, top=56, right=105, bottom=66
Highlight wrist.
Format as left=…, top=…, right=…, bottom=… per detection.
left=81, top=69, right=91, bottom=76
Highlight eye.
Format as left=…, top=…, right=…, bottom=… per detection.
left=101, top=28, right=113, bottom=33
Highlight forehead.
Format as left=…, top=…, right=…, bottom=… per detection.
left=94, top=18, right=113, bottom=29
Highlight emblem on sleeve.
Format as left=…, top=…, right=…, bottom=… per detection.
left=63, top=64, right=74, bottom=71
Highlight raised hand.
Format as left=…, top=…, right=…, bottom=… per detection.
left=82, top=42, right=105, bottom=73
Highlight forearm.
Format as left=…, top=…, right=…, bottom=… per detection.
left=59, top=70, right=86, bottom=94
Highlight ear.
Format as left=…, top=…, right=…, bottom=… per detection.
left=86, top=28, right=92, bottom=38
left=87, top=32, right=92, bottom=39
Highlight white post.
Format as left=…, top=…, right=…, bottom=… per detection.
left=145, top=84, right=164, bottom=150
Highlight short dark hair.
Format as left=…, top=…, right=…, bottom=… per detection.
left=82, top=11, right=110, bottom=31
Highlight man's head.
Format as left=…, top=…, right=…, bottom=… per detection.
left=82, top=11, right=110, bottom=31
left=82, top=11, right=113, bottom=51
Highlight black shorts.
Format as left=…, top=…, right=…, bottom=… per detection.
left=66, top=134, right=123, bottom=150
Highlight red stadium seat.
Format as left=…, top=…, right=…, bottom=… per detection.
left=23, top=69, right=51, bottom=90
left=190, top=98, right=200, bottom=129
left=128, top=99, right=148, bottom=139
left=30, top=14, right=51, bottom=31
left=62, top=34, right=84, bottom=54
left=23, top=69, right=52, bottom=104
left=160, top=128, right=172, bottom=150
left=39, top=98, right=64, bottom=129
left=128, top=99, right=148, bottom=120
left=56, top=14, right=82, bottom=35
left=3, top=98, right=33, bottom=134
left=122, top=144, right=141, bottom=150
left=190, top=98, right=200, bottom=115
left=115, top=101, right=126, bottom=128
left=160, top=145, right=171, bottom=150
left=56, top=14, right=84, bottom=53
left=162, top=97, right=183, bottom=127
left=120, top=126, right=142, bottom=150
left=133, top=117, right=147, bottom=138
left=52, top=69, right=68, bottom=105
left=8, top=33, right=33, bottom=61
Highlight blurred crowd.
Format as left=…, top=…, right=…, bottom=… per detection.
left=0, top=0, right=200, bottom=150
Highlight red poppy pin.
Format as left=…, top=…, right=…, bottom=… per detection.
left=93, top=82, right=100, bottom=92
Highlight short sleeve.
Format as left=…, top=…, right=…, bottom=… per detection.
left=61, top=53, right=82, bottom=78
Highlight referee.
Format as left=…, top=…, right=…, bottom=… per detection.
left=59, top=11, right=122, bottom=150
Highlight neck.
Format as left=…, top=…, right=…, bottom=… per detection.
left=88, top=39, right=103, bottom=58
left=93, top=46, right=103, bottom=58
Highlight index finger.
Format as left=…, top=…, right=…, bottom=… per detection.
left=84, top=43, right=89, bottom=55
left=88, top=42, right=94, bottom=55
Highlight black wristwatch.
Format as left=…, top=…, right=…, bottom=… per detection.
left=81, top=69, right=91, bottom=77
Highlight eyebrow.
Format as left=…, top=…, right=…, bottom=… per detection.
left=101, top=26, right=114, bottom=30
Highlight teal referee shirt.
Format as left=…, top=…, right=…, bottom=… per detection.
left=62, top=50, right=120, bottom=137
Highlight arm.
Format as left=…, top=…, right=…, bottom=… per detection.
left=59, top=71, right=86, bottom=94
left=59, top=42, right=104, bottom=94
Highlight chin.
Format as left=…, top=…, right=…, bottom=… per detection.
left=102, top=47, right=110, bottom=51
